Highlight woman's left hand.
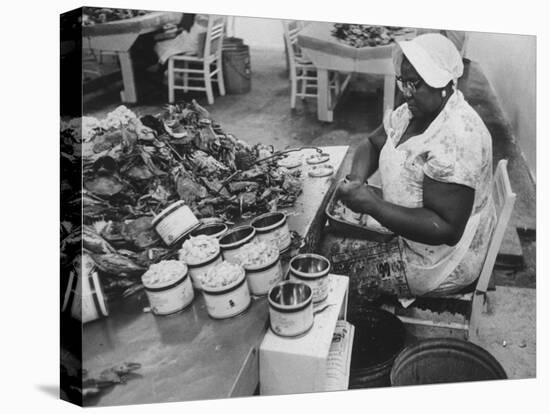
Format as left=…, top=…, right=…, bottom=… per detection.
left=336, top=181, right=380, bottom=214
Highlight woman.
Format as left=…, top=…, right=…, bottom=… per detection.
left=332, top=33, right=494, bottom=301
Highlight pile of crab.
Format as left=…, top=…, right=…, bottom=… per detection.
left=60, top=101, right=303, bottom=301
left=82, top=7, right=150, bottom=26
left=331, top=24, right=415, bottom=48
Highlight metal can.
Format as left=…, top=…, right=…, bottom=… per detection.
left=289, top=254, right=331, bottom=303
left=268, top=281, right=314, bottom=337
left=142, top=261, right=194, bottom=316
left=185, top=251, right=223, bottom=290
left=152, top=201, right=200, bottom=246
left=251, top=212, right=291, bottom=252
left=244, top=254, right=283, bottom=296
left=219, top=226, right=257, bottom=264
left=201, top=264, right=251, bottom=319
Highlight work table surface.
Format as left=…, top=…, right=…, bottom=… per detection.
left=82, top=145, right=350, bottom=406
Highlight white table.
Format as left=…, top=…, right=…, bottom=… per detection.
left=297, top=23, right=414, bottom=122
left=81, top=146, right=350, bottom=406
left=82, top=12, right=183, bottom=103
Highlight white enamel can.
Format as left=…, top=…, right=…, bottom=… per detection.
left=189, top=222, right=229, bottom=239
left=268, top=281, right=314, bottom=338
left=152, top=200, right=200, bottom=246
left=201, top=263, right=251, bottom=319
left=142, top=261, right=194, bottom=316
left=288, top=254, right=331, bottom=303
left=245, top=255, right=283, bottom=296
left=219, top=226, right=256, bottom=264
left=179, top=235, right=223, bottom=290
left=186, top=251, right=223, bottom=290
left=251, top=212, right=292, bottom=252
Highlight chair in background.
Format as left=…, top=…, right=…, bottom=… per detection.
left=167, top=15, right=226, bottom=105
left=282, top=20, right=343, bottom=109
left=385, top=159, right=517, bottom=340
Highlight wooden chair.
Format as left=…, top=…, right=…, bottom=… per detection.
left=167, top=15, right=226, bottom=105
left=282, top=20, right=344, bottom=109
left=386, top=159, right=517, bottom=340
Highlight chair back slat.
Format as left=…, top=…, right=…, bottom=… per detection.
left=204, top=15, right=226, bottom=57
left=476, top=159, right=516, bottom=294
left=282, top=20, right=307, bottom=63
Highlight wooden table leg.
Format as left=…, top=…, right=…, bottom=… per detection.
left=383, top=74, right=396, bottom=115
left=317, top=68, right=332, bottom=122
left=118, top=51, right=138, bottom=103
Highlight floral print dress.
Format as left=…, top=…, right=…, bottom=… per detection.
left=379, top=90, right=495, bottom=296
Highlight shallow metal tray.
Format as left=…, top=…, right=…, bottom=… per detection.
left=324, top=186, right=395, bottom=242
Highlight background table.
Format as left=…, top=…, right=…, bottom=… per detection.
left=83, top=12, right=183, bottom=103
left=82, top=145, right=349, bottom=406
left=298, top=22, right=414, bottom=122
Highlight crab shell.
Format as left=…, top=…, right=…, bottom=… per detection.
left=84, top=176, right=124, bottom=197
left=120, top=216, right=159, bottom=249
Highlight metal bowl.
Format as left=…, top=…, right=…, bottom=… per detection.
left=289, top=254, right=331, bottom=278
left=269, top=281, right=312, bottom=309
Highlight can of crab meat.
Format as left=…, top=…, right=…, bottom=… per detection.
left=189, top=222, right=229, bottom=239
left=251, top=212, right=292, bottom=252
left=245, top=257, right=283, bottom=296
left=185, top=250, right=223, bottom=290
left=62, top=254, right=109, bottom=323
left=153, top=201, right=200, bottom=246
left=201, top=262, right=251, bottom=319
left=219, top=226, right=257, bottom=264
left=141, top=261, right=194, bottom=316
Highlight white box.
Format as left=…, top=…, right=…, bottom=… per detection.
left=260, top=274, right=350, bottom=395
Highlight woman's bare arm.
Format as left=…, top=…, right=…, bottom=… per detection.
left=348, top=125, right=387, bottom=183
left=338, top=176, right=475, bottom=246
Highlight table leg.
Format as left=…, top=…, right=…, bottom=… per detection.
left=383, top=74, right=396, bottom=115
left=118, top=51, right=138, bottom=103
left=316, top=68, right=332, bottom=122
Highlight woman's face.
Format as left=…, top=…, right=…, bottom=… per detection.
left=400, top=58, right=443, bottom=119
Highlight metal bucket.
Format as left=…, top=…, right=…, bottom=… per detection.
left=390, top=338, right=507, bottom=386
left=348, top=308, right=406, bottom=388
left=222, top=38, right=251, bottom=94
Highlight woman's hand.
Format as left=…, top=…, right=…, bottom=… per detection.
left=336, top=180, right=380, bottom=214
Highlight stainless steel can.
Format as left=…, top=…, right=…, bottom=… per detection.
left=268, top=281, right=314, bottom=337
left=289, top=254, right=331, bottom=303
left=251, top=212, right=291, bottom=252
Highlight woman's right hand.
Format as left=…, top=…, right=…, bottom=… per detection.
left=336, top=179, right=364, bottom=204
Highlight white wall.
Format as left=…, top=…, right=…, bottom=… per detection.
left=231, top=16, right=284, bottom=50
left=467, top=32, right=536, bottom=179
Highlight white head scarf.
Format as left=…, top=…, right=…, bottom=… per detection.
left=393, top=33, right=464, bottom=88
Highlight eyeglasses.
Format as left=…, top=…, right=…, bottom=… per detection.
left=396, top=76, right=423, bottom=95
